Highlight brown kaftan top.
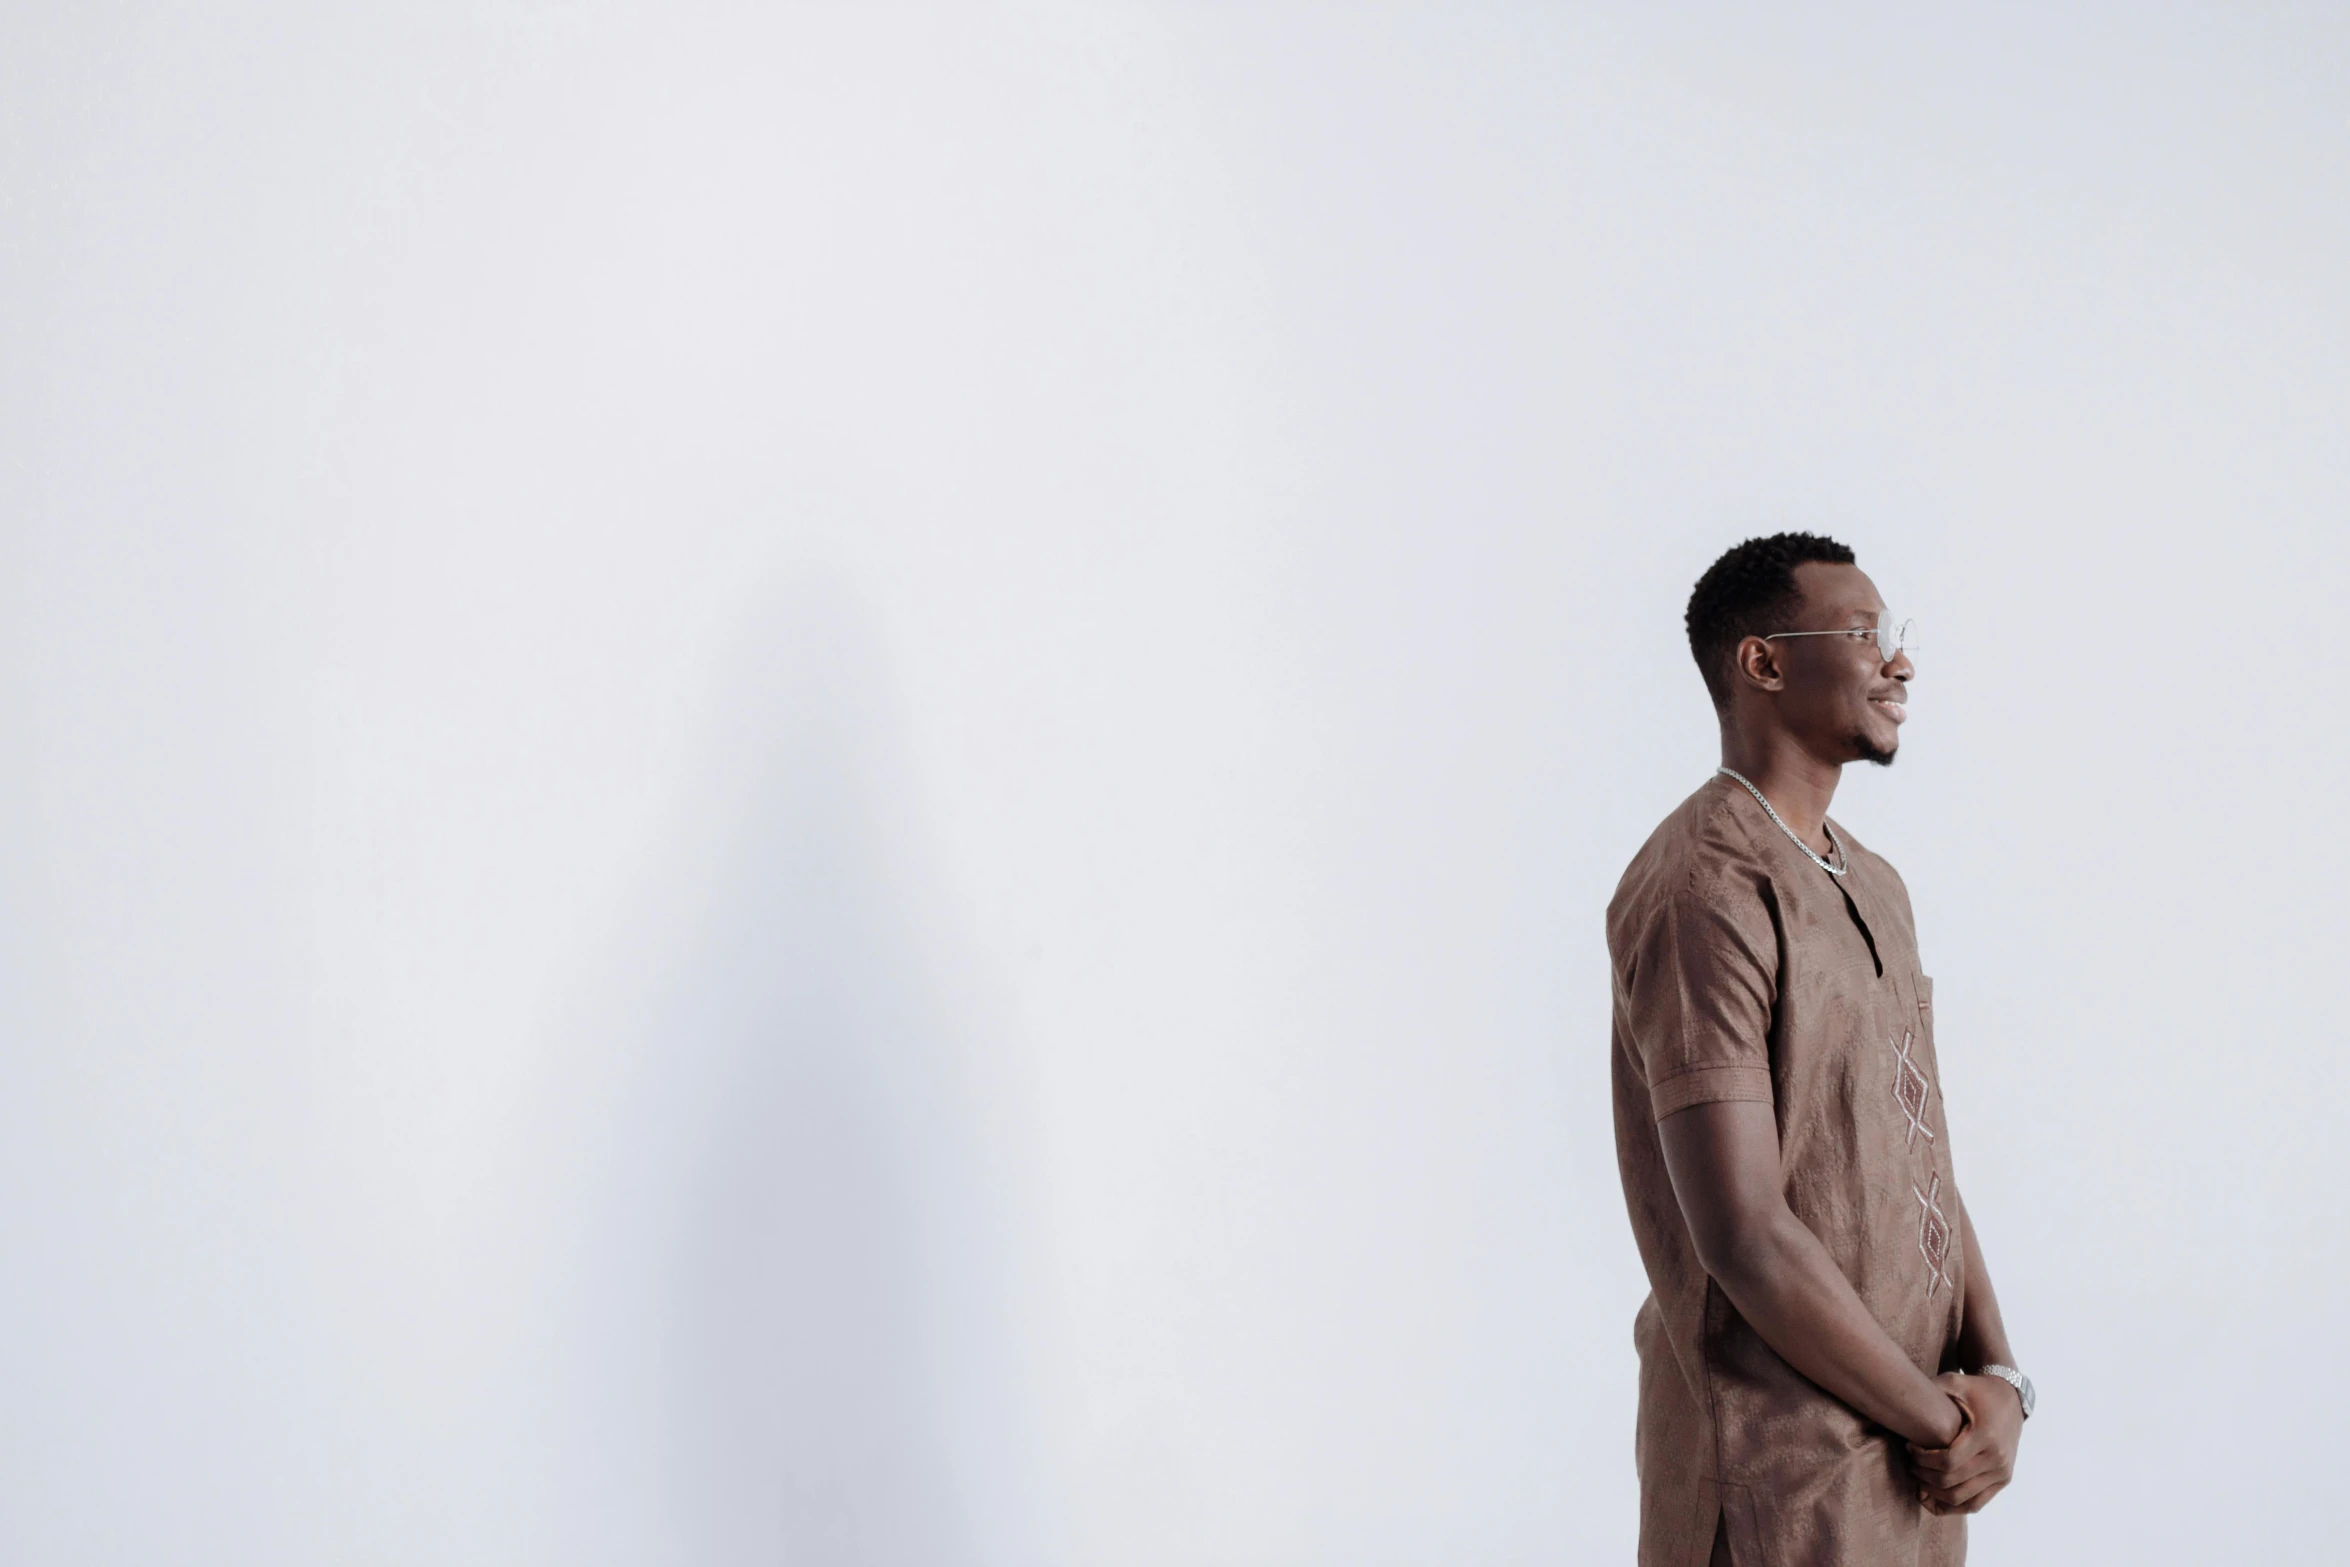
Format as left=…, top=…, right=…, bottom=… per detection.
left=1608, top=776, right=1968, bottom=1567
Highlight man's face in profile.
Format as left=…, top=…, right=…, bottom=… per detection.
left=1771, top=561, right=1913, bottom=768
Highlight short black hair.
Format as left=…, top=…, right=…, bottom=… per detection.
left=1685, top=532, right=1857, bottom=709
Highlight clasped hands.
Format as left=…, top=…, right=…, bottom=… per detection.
left=1905, top=1372, right=2022, bottom=1516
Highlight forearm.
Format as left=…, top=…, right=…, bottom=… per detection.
left=1659, top=1100, right=1965, bottom=1447
left=1711, top=1207, right=1963, bottom=1447
left=1950, top=1206, right=2014, bottom=1372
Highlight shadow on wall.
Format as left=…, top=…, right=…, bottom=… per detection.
left=567, top=582, right=1010, bottom=1564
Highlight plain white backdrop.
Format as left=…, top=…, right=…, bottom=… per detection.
left=2, top=3, right=2345, bottom=1561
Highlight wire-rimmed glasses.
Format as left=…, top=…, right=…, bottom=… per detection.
left=1762, top=616, right=1916, bottom=664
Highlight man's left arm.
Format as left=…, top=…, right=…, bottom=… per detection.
left=1908, top=1204, right=2026, bottom=1515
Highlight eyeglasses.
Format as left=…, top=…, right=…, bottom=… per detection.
left=1763, top=617, right=1917, bottom=664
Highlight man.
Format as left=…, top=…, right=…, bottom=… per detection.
left=1608, top=534, right=2029, bottom=1566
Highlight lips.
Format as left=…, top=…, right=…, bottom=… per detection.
left=1871, top=695, right=1908, bottom=724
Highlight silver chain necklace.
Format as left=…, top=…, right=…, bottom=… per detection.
left=1717, top=767, right=1848, bottom=877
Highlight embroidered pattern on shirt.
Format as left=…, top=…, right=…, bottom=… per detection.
left=1912, top=1174, right=1954, bottom=1297
left=1888, top=1029, right=1935, bottom=1150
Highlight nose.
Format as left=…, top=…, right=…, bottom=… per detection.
left=1886, top=648, right=1915, bottom=681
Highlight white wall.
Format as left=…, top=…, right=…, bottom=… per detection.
left=2, top=3, right=2343, bottom=1561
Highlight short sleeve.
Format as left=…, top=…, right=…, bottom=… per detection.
left=1618, top=873, right=1779, bottom=1121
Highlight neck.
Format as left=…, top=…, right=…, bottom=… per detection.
left=1719, top=730, right=1843, bottom=851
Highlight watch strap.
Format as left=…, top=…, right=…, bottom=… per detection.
left=1976, top=1363, right=2034, bottom=1419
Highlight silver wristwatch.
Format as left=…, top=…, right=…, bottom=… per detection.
left=1976, top=1364, right=2035, bottom=1420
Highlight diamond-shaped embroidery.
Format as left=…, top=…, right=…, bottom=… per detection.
left=1889, top=1029, right=1934, bottom=1150
left=1913, top=1174, right=1954, bottom=1297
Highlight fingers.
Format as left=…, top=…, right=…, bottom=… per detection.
left=1905, top=1434, right=1987, bottom=1480
left=1912, top=1444, right=2000, bottom=1488
left=1918, top=1458, right=2011, bottom=1511
left=1922, top=1487, right=1992, bottom=1517
left=1965, top=1481, right=2009, bottom=1514
left=1904, top=1439, right=1955, bottom=1470
left=1937, top=1474, right=2008, bottom=1514
left=1909, top=1373, right=2016, bottom=1517
left=1907, top=1422, right=2008, bottom=1472
left=1918, top=1474, right=2000, bottom=1512
left=1914, top=1442, right=2011, bottom=1514
left=1904, top=1410, right=1976, bottom=1468
left=1906, top=1438, right=1964, bottom=1471
left=1918, top=1460, right=2008, bottom=1507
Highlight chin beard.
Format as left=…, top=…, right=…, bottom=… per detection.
left=1853, top=734, right=1898, bottom=767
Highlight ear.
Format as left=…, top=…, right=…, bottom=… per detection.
left=1731, top=635, right=1786, bottom=694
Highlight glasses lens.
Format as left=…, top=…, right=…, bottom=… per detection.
left=1877, top=618, right=1913, bottom=661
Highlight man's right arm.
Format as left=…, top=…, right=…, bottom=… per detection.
left=1658, top=1098, right=1965, bottom=1449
